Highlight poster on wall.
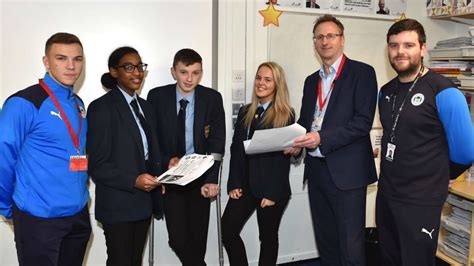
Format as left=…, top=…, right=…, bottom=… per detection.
left=307, top=0, right=341, bottom=10
left=378, top=0, right=407, bottom=16
left=264, top=0, right=405, bottom=17
left=264, top=0, right=341, bottom=11
left=274, top=0, right=306, bottom=7
left=343, top=0, right=374, bottom=13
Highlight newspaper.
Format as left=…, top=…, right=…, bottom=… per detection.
left=243, top=123, right=307, bottom=155
left=156, top=154, right=214, bottom=186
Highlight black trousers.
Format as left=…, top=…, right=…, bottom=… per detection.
left=376, top=193, right=442, bottom=266
left=307, top=157, right=367, bottom=266
left=163, top=183, right=211, bottom=266
left=102, top=218, right=151, bottom=266
left=221, top=188, right=289, bottom=266
left=12, top=204, right=91, bottom=266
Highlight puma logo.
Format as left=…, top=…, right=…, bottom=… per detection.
left=50, top=111, right=62, bottom=120
left=421, top=228, right=435, bottom=239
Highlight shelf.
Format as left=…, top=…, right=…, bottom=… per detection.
left=429, top=47, right=474, bottom=60
left=429, top=4, right=474, bottom=24
left=431, top=13, right=474, bottom=21
left=449, top=180, right=474, bottom=201
left=436, top=249, right=464, bottom=266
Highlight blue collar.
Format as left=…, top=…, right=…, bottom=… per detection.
left=43, top=73, right=74, bottom=97
left=176, top=87, right=195, bottom=105
left=258, top=100, right=272, bottom=111
left=117, top=85, right=137, bottom=104
left=319, top=54, right=344, bottom=79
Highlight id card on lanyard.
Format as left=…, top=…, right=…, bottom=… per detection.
left=311, top=55, right=346, bottom=130
left=385, top=65, right=424, bottom=163
left=39, top=79, right=88, bottom=171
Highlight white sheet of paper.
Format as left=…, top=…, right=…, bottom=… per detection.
left=156, top=154, right=214, bottom=186
left=244, top=123, right=307, bottom=155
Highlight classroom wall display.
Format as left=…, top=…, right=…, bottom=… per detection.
left=378, top=0, right=408, bottom=16
left=426, top=0, right=454, bottom=16
left=265, top=0, right=406, bottom=16
left=453, top=0, right=474, bottom=15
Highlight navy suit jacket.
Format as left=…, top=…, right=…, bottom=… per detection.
left=87, top=88, right=163, bottom=224
left=147, top=84, right=226, bottom=185
left=298, top=57, right=378, bottom=190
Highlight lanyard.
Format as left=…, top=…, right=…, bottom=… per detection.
left=389, top=66, right=424, bottom=143
left=39, top=79, right=83, bottom=154
left=317, top=54, right=346, bottom=112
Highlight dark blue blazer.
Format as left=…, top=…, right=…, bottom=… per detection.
left=147, top=84, right=226, bottom=185
left=298, top=57, right=378, bottom=190
left=87, top=88, right=163, bottom=224
left=227, top=105, right=294, bottom=203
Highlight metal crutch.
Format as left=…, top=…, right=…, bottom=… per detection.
left=215, top=156, right=225, bottom=266
left=148, top=217, right=155, bottom=266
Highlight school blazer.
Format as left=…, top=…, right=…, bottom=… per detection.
left=87, top=88, right=163, bottom=224
left=227, top=105, right=294, bottom=203
left=147, top=84, right=226, bottom=185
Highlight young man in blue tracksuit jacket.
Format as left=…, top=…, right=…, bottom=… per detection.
left=0, top=32, right=91, bottom=266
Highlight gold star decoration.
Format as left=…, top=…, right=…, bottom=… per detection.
left=395, top=13, right=406, bottom=22
left=259, top=3, right=283, bottom=27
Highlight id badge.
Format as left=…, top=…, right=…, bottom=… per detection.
left=311, top=116, right=323, bottom=131
left=385, top=143, right=396, bottom=162
left=70, top=155, right=88, bottom=171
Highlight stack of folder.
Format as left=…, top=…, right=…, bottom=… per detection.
left=439, top=194, right=473, bottom=264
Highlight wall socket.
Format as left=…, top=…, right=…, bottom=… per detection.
left=232, top=70, right=245, bottom=83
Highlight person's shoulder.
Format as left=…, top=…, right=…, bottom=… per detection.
left=88, top=90, right=113, bottom=110
left=346, top=58, right=375, bottom=72
left=73, top=92, right=85, bottom=106
left=380, top=77, right=398, bottom=93
left=196, top=85, right=222, bottom=98
left=240, top=103, right=251, bottom=114
left=138, top=95, right=153, bottom=109
left=148, top=84, right=175, bottom=97
left=424, top=70, right=457, bottom=95
left=7, top=83, right=48, bottom=110
left=304, top=70, right=320, bottom=83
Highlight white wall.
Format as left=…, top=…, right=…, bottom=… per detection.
left=0, top=0, right=214, bottom=105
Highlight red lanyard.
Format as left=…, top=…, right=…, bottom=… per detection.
left=317, top=54, right=346, bottom=112
left=39, top=79, right=83, bottom=154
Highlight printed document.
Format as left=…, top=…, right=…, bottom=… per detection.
left=156, top=154, right=214, bottom=186
left=244, top=123, right=307, bottom=155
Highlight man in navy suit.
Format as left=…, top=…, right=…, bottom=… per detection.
left=287, top=14, right=378, bottom=265
left=147, top=49, right=225, bottom=266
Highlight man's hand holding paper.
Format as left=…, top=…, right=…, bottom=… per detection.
left=292, top=131, right=321, bottom=149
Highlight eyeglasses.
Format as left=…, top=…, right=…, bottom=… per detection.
left=115, top=63, right=148, bottom=73
left=313, top=33, right=343, bottom=42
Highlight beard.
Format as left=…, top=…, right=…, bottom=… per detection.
left=390, top=56, right=423, bottom=79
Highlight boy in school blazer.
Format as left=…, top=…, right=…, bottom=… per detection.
left=147, top=48, right=225, bottom=266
